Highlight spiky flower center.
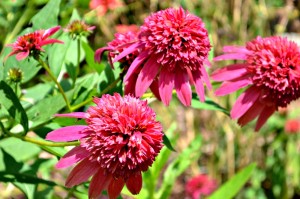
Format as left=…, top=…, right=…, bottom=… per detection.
left=246, top=37, right=300, bottom=107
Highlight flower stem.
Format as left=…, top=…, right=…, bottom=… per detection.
left=70, top=76, right=121, bottom=111
left=37, top=57, right=72, bottom=112
left=72, top=38, right=81, bottom=88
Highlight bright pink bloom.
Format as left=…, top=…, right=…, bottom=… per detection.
left=212, top=36, right=300, bottom=131
left=7, top=26, right=63, bottom=60
left=89, top=0, right=123, bottom=16
left=113, top=7, right=211, bottom=106
left=46, top=93, right=163, bottom=199
left=185, top=174, right=217, bottom=199
left=285, top=119, right=300, bottom=134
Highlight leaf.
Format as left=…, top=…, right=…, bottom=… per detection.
left=208, top=163, right=257, bottom=199
left=31, top=0, right=61, bottom=29
left=163, top=134, right=176, bottom=152
left=0, top=172, right=56, bottom=186
left=191, top=98, right=229, bottom=116
left=81, top=41, right=106, bottom=74
left=0, top=81, right=29, bottom=133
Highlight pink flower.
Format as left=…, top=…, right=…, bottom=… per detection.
left=185, top=174, right=217, bottom=199
left=64, top=20, right=96, bottom=39
left=113, top=7, right=211, bottom=106
left=285, top=119, right=300, bottom=134
left=46, top=93, right=163, bottom=199
left=89, top=0, right=123, bottom=16
left=212, top=36, right=300, bottom=131
left=7, top=26, right=63, bottom=60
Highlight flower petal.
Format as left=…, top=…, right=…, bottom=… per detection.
left=222, top=45, right=248, bottom=53
left=200, top=64, right=212, bottom=90
left=215, top=77, right=252, bottom=96
left=149, top=78, right=161, bottom=101
left=175, top=70, right=192, bottom=106
left=213, top=53, right=247, bottom=61
left=211, top=63, right=249, bottom=81
left=113, top=42, right=143, bottom=63
left=124, top=73, right=138, bottom=95
left=56, top=146, right=89, bottom=168
left=192, top=69, right=205, bottom=102
left=124, top=50, right=149, bottom=82
left=46, top=125, right=87, bottom=142
left=42, top=26, right=61, bottom=38
left=16, top=51, right=30, bottom=60
left=135, top=55, right=160, bottom=97
left=89, top=168, right=113, bottom=199
left=231, top=86, right=261, bottom=119
left=255, top=106, right=276, bottom=131
left=159, top=67, right=175, bottom=106
left=108, top=178, right=125, bottom=199
left=40, top=39, right=64, bottom=46
left=54, top=112, right=87, bottom=119
left=94, top=47, right=113, bottom=63
left=65, top=158, right=99, bottom=187
left=126, top=172, right=142, bottom=195
left=237, top=101, right=264, bottom=126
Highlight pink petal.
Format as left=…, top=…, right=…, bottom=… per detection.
left=175, top=70, right=192, bottom=106
left=40, top=39, right=64, bottom=46
left=200, top=64, right=212, bottom=90
left=231, top=86, right=261, bottom=119
left=16, top=51, right=30, bottom=60
left=222, top=45, right=248, bottom=53
left=124, top=73, right=138, bottom=95
left=135, top=55, right=160, bottom=97
left=65, top=158, right=99, bottom=187
left=149, top=78, right=161, bottom=101
left=255, top=106, right=276, bottom=131
left=215, top=77, right=252, bottom=96
left=126, top=172, right=142, bottom=195
left=213, top=53, right=247, bottom=61
left=54, top=112, right=87, bottom=119
left=108, top=178, right=125, bottom=199
left=94, top=47, right=113, bottom=63
left=43, top=26, right=61, bottom=38
left=124, top=50, right=149, bottom=82
left=89, top=168, right=113, bottom=199
left=211, top=63, right=249, bottom=81
left=46, top=125, right=87, bottom=142
left=159, top=67, right=175, bottom=106
left=192, top=69, right=205, bottom=102
left=237, top=101, right=264, bottom=126
left=56, top=146, right=89, bottom=168
left=113, top=42, right=143, bottom=63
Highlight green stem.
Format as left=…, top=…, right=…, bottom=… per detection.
left=73, top=39, right=81, bottom=88
left=37, top=57, right=72, bottom=111
left=70, top=77, right=121, bottom=111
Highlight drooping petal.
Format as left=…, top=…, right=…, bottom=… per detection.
left=200, top=64, right=212, bottom=90
left=149, top=78, right=161, bottom=101
left=54, top=112, right=87, bottom=119
left=175, top=70, right=192, bottom=106
left=126, top=172, right=142, bottom=195
left=56, top=146, right=89, bottom=168
left=108, top=178, right=125, bottom=199
left=237, top=100, right=264, bottom=126
left=211, top=63, right=249, bottom=81
left=89, top=168, right=113, bottom=199
left=213, top=53, right=247, bottom=61
left=231, top=86, right=261, bottom=119
left=255, top=106, right=276, bottom=131
left=215, top=77, right=251, bottom=96
left=94, top=47, right=113, bottom=63
left=222, top=45, right=249, bottom=53
left=124, top=73, right=138, bottom=95
left=65, top=158, right=99, bottom=187
left=124, top=50, right=149, bottom=82
left=42, top=26, right=61, bottom=38
left=46, top=125, right=87, bottom=142
left=192, top=68, right=205, bottom=102
left=135, top=55, right=160, bottom=97
left=16, top=51, right=30, bottom=60
left=159, top=67, right=175, bottom=106
left=113, top=42, right=143, bottom=63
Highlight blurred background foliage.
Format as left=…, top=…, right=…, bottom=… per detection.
left=0, top=0, right=300, bottom=198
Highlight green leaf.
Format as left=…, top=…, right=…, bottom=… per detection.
left=163, top=134, right=176, bottom=152
left=81, top=41, right=106, bottom=74
left=0, top=81, right=29, bottom=133
left=208, top=163, right=257, bottom=199
left=191, top=98, right=229, bottom=116
left=0, top=172, right=56, bottom=186
left=31, top=0, right=61, bottom=29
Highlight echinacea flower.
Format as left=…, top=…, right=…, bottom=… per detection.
left=7, top=26, right=63, bottom=60
left=185, top=174, right=217, bottom=199
left=113, top=7, right=211, bottom=106
left=212, top=36, right=300, bottom=131
left=64, top=20, right=96, bottom=39
left=285, top=119, right=300, bottom=134
left=89, top=0, right=123, bottom=16
left=46, top=93, right=163, bottom=199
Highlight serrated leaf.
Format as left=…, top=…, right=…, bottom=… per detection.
left=31, top=0, right=61, bottom=29
left=0, top=81, right=29, bottom=133
left=208, top=163, right=257, bottom=199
